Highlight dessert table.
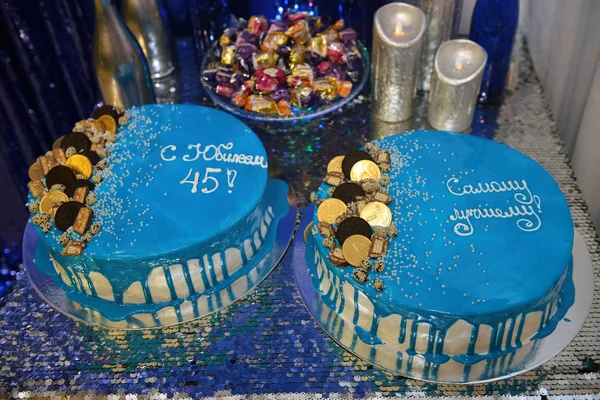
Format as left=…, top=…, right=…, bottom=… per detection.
left=0, top=38, right=598, bottom=399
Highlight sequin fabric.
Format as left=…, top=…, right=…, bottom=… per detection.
left=0, top=39, right=598, bottom=398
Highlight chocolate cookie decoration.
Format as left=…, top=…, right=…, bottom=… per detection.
left=83, top=150, right=100, bottom=165
left=92, top=104, right=121, bottom=122
left=61, top=132, right=91, bottom=153
left=45, top=165, right=77, bottom=189
left=54, top=201, right=85, bottom=232
left=336, top=216, right=372, bottom=245
left=332, top=182, right=365, bottom=204
left=65, top=179, right=96, bottom=198
left=341, top=150, right=373, bottom=177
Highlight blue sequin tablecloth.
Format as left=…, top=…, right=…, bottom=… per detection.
left=1, top=39, right=599, bottom=399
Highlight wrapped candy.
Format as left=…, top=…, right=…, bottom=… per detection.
left=263, top=67, right=286, bottom=85
left=216, top=85, right=234, bottom=97
left=248, top=16, right=268, bottom=35
left=252, top=51, right=279, bottom=69
left=323, top=28, right=339, bottom=44
left=289, top=43, right=306, bottom=65
left=242, top=80, right=256, bottom=93
left=232, top=90, right=249, bottom=107
left=244, top=95, right=278, bottom=114
left=220, top=45, right=237, bottom=66
left=270, top=88, right=290, bottom=102
left=312, top=77, right=339, bottom=103
left=327, top=42, right=345, bottom=64
left=204, top=10, right=364, bottom=114
left=289, top=12, right=308, bottom=23
left=216, top=70, right=233, bottom=87
left=277, top=45, right=291, bottom=59
left=291, top=63, right=314, bottom=82
left=339, top=81, right=353, bottom=98
left=202, top=69, right=217, bottom=87
left=306, top=35, right=328, bottom=64
left=286, top=75, right=302, bottom=89
left=236, top=30, right=258, bottom=47
left=345, top=46, right=364, bottom=74
left=287, top=20, right=311, bottom=44
left=339, top=28, right=357, bottom=46
left=230, top=72, right=249, bottom=89
left=236, top=43, right=257, bottom=61
left=219, top=27, right=238, bottom=48
left=325, top=64, right=346, bottom=82
left=268, top=20, right=287, bottom=33
left=236, top=43, right=257, bottom=73
left=332, top=19, right=345, bottom=31
left=277, top=100, right=292, bottom=116
left=255, top=74, right=278, bottom=93
left=291, top=85, right=315, bottom=108
left=261, top=32, right=289, bottom=52
left=276, top=58, right=290, bottom=75
left=316, top=61, right=332, bottom=75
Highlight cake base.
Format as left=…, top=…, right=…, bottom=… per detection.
left=293, top=206, right=593, bottom=384
left=23, top=182, right=297, bottom=330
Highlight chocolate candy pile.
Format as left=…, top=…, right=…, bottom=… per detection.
left=311, top=143, right=396, bottom=289
left=26, top=105, right=129, bottom=256
left=202, top=11, right=363, bottom=116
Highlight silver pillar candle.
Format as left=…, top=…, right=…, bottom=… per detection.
left=427, top=39, right=487, bottom=132
left=93, top=0, right=156, bottom=109
left=415, top=0, right=458, bottom=91
left=371, top=3, right=426, bottom=122
left=121, top=0, right=177, bottom=79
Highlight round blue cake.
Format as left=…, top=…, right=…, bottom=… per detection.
left=29, top=104, right=289, bottom=327
left=308, top=130, right=574, bottom=381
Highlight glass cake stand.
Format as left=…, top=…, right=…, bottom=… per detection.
left=200, top=42, right=370, bottom=127
left=23, top=180, right=298, bottom=330
left=292, top=205, right=595, bottom=385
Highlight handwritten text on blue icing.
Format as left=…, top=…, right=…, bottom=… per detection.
left=161, top=142, right=265, bottom=194
left=446, top=177, right=543, bottom=236
left=160, top=142, right=268, bottom=168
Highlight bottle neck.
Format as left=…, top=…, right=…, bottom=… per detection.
left=94, top=0, right=118, bottom=26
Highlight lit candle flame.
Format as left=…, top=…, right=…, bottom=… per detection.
left=454, top=59, right=464, bottom=72
left=394, top=19, right=404, bottom=37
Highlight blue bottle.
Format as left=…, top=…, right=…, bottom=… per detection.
left=469, top=0, right=519, bottom=105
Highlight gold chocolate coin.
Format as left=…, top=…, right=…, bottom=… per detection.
left=350, top=160, right=381, bottom=182
left=317, top=198, right=347, bottom=224
left=342, top=234, right=372, bottom=267
left=326, top=155, right=345, bottom=174
left=52, top=135, right=65, bottom=150
left=40, top=191, right=69, bottom=215
left=360, top=201, right=393, bottom=227
left=28, top=160, right=45, bottom=180
left=98, top=114, right=117, bottom=134
left=65, top=154, right=92, bottom=179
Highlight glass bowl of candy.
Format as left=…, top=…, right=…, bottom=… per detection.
left=200, top=12, right=370, bottom=125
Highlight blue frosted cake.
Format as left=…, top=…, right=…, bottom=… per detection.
left=26, top=104, right=289, bottom=327
left=308, top=130, right=574, bottom=381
